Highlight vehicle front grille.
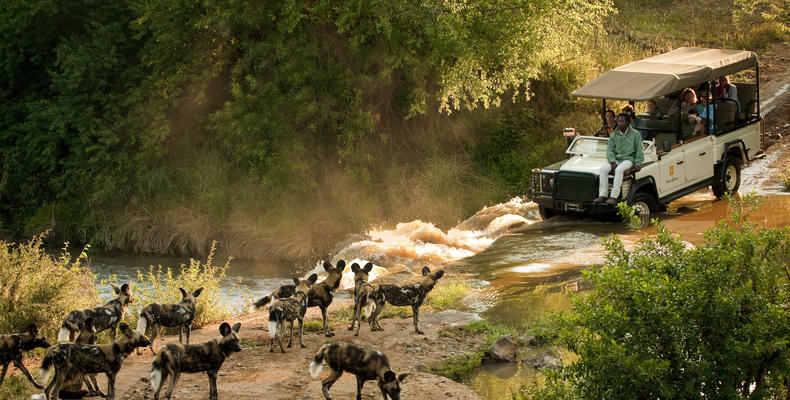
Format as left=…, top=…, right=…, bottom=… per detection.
left=555, top=172, right=598, bottom=202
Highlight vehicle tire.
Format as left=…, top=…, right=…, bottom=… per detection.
left=629, top=192, right=656, bottom=228
left=538, top=206, right=556, bottom=220
left=712, top=156, right=741, bottom=199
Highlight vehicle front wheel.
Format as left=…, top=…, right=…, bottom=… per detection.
left=712, top=156, right=741, bottom=199
left=629, top=192, right=657, bottom=228
left=538, top=205, right=556, bottom=220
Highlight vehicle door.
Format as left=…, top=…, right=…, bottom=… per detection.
left=658, top=147, right=686, bottom=195
left=682, top=136, right=715, bottom=183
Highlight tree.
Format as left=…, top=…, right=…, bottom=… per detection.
left=526, top=195, right=790, bottom=399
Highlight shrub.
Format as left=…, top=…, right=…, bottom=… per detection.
left=0, top=235, right=97, bottom=342
left=522, top=195, right=790, bottom=399
left=121, top=242, right=252, bottom=332
left=782, top=164, right=790, bottom=192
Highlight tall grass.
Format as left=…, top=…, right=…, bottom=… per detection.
left=0, top=235, right=97, bottom=342
left=119, top=241, right=253, bottom=331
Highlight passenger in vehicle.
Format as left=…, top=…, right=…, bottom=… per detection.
left=594, top=109, right=616, bottom=137
left=667, top=88, right=696, bottom=116
left=594, top=113, right=644, bottom=205
left=682, top=109, right=705, bottom=140
left=643, top=99, right=663, bottom=118
left=716, top=76, right=739, bottom=109
left=696, top=90, right=715, bottom=132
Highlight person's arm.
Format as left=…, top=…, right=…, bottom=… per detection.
left=633, top=131, right=644, bottom=166
left=607, top=135, right=616, bottom=164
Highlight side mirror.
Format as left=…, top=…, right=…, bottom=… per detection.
left=663, top=140, right=671, bottom=153
left=563, top=128, right=576, bottom=150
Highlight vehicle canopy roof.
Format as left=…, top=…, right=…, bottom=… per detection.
left=571, top=47, right=758, bottom=101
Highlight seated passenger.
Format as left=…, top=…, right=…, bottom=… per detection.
left=681, top=109, right=705, bottom=140
left=716, top=76, right=739, bottom=110
left=643, top=99, right=664, bottom=118
left=594, top=113, right=644, bottom=205
left=668, top=88, right=697, bottom=116
left=594, top=109, right=617, bottom=137
left=696, top=90, right=715, bottom=132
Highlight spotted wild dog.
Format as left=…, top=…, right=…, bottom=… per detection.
left=267, top=274, right=317, bottom=352
left=150, top=322, right=241, bottom=400
left=347, top=262, right=378, bottom=336
left=40, top=322, right=150, bottom=400
left=57, top=317, right=104, bottom=398
left=368, top=266, right=445, bottom=334
left=0, top=324, right=50, bottom=389
left=251, top=260, right=345, bottom=337
left=310, top=342, right=409, bottom=400
left=58, top=284, right=134, bottom=342
left=136, top=287, right=204, bottom=354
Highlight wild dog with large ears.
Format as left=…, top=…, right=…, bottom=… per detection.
left=268, top=274, right=318, bottom=352
left=348, top=262, right=378, bottom=336
left=251, top=260, right=345, bottom=337
left=58, top=283, right=134, bottom=342
left=137, top=287, right=204, bottom=354
left=310, top=342, right=409, bottom=400
left=0, top=324, right=51, bottom=389
left=151, top=322, right=241, bottom=400
left=368, top=266, right=445, bottom=334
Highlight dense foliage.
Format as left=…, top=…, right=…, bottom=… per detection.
left=0, top=235, right=97, bottom=342
left=523, top=196, right=790, bottom=399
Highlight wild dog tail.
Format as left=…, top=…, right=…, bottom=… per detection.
left=251, top=295, right=272, bottom=312
left=309, top=344, right=330, bottom=378
left=136, top=312, right=149, bottom=335
left=150, top=351, right=167, bottom=391
left=39, top=350, right=54, bottom=383
left=57, top=326, right=71, bottom=342
left=268, top=307, right=282, bottom=339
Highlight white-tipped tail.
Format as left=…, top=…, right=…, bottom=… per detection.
left=364, top=301, right=375, bottom=319
left=136, top=316, right=148, bottom=335
left=309, top=358, right=324, bottom=378
left=57, top=327, right=70, bottom=342
left=248, top=304, right=257, bottom=313
left=150, top=366, right=162, bottom=391
left=31, top=394, right=46, bottom=400
left=39, top=364, right=53, bottom=383
left=268, top=320, right=279, bottom=338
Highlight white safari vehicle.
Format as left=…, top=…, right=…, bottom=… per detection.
left=532, top=47, right=763, bottom=221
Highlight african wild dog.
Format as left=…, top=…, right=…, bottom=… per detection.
left=40, top=322, right=150, bottom=400
left=58, top=284, right=134, bottom=342
left=347, top=262, right=378, bottom=336
left=136, top=287, right=204, bottom=354
left=150, top=322, right=241, bottom=400
left=0, top=324, right=50, bottom=389
left=368, top=266, right=445, bottom=334
left=252, top=260, right=345, bottom=337
left=267, top=274, right=317, bottom=352
left=57, top=318, right=103, bottom=399
left=310, top=342, right=409, bottom=400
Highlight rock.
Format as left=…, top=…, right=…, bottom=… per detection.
left=520, top=334, right=538, bottom=345
left=487, top=335, right=517, bottom=362
left=521, top=348, right=562, bottom=370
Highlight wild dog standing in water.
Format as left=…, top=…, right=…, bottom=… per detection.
left=57, top=318, right=103, bottom=398
left=0, top=324, right=50, bottom=389
left=150, top=322, right=241, bottom=400
left=310, top=342, right=409, bottom=400
left=136, top=287, right=203, bottom=354
left=347, top=262, right=379, bottom=336
left=368, top=267, right=445, bottom=334
left=58, top=284, right=133, bottom=342
left=39, top=323, right=150, bottom=400
left=252, top=260, right=345, bottom=337
left=267, top=274, right=317, bottom=352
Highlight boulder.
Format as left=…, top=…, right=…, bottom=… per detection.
left=487, top=335, right=517, bottom=362
left=521, top=348, right=562, bottom=370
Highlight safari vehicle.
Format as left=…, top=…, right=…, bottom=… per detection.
left=532, top=47, right=763, bottom=222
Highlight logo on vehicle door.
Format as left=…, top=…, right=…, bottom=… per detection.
left=669, top=166, right=674, bottom=175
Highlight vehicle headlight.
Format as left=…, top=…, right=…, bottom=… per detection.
left=541, top=173, right=554, bottom=192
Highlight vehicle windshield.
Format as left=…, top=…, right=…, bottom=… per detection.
left=567, top=136, right=654, bottom=156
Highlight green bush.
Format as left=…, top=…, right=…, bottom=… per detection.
left=0, top=235, right=97, bottom=342
left=121, top=242, right=252, bottom=332
left=522, top=195, right=790, bottom=399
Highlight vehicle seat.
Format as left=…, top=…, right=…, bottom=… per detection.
left=734, top=82, right=758, bottom=121
left=715, top=100, right=737, bottom=132
left=656, top=98, right=675, bottom=116
left=654, top=132, right=677, bottom=153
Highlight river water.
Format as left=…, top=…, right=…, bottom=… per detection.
left=88, top=142, right=790, bottom=400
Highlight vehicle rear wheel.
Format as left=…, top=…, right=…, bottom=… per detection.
left=538, top=206, right=556, bottom=220
left=629, top=192, right=656, bottom=228
left=712, top=156, right=741, bottom=199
